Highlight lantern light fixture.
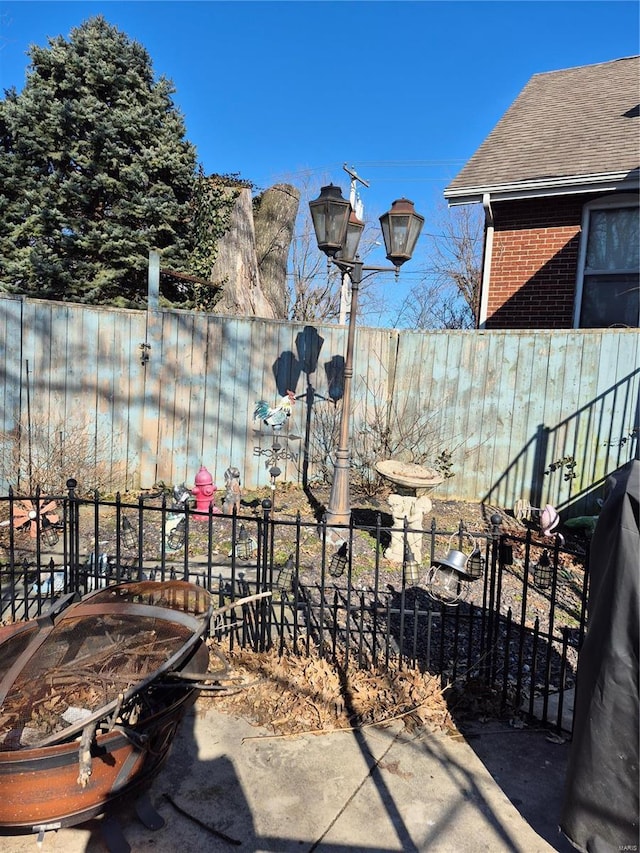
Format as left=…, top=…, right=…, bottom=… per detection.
left=167, top=517, right=186, bottom=551
left=335, top=210, right=365, bottom=263
left=329, top=542, right=348, bottom=578
left=467, top=547, right=485, bottom=580
left=533, top=549, right=553, bottom=590
left=41, top=516, right=60, bottom=548
left=308, top=183, right=424, bottom=536
left=424, top=533, right=482, bottom=606
left=309, top=184, right=352, bottom=258
left=309, top=185, right=424, bottom=272
left=121, top=515, right=137, bottom=550
left=379, top=198, right=425, bottom=268
left=277, top=556, right=295, bottom=592
left=425, top=562, right=468, bottom=605
left=235, top=524, right=256, bottom=561
left=403, top=547, right=420, bottom=587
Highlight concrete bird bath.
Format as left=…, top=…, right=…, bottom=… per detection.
left=375, top=460, right=444, bottom=562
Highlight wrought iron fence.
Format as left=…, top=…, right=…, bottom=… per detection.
left=0, top=482, right=589, bottom=733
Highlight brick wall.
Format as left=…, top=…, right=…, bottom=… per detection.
left=485, top=195, right=586, bottom=329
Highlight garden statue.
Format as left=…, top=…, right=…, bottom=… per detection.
left=386, top=492, right=434, bottom=563
left=222, top=466, right=242, bottom=514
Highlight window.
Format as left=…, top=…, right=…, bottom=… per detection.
left=575, top=195, right=639, bottom=328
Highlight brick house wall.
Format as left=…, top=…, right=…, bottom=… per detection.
left=485, top=195, right=588, bottom=329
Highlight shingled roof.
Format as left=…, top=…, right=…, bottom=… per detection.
left=445, top=56, right=640, bottom=203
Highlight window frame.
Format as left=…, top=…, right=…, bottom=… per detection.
left=573, top=193, right=639, bottom=328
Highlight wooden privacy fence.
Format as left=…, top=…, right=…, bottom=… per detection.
left=0, top=293, right=638, bottom=513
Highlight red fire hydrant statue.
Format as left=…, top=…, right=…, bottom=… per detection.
left=191, top=466, right=221, bottom=518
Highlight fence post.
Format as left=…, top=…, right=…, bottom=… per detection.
left=66, top=478, right=80, bottom=593
left=181, top=501, right=190, bottom=582
left=541, top=536, right=562, bottom=723
left=136, top=493, right=145, bottom=581
left=257, top=499, right=272, bottom=652
left=483, top=513, right=502, bottom=682
left=114, top=492, right=123, bottom=583
left=398, top=516, right=408, bottom=667
left=6, top=487, right=17, bottom=608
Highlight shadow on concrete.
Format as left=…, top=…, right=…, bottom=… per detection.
left=458, top=719, right=574, bottom=852
left=2, top=683, right=575, bottom=852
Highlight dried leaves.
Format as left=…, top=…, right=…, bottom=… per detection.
left=202, top=640, right=457, bottom=737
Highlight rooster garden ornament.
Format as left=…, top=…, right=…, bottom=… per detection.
left=253, top=390, right=296, bottom=430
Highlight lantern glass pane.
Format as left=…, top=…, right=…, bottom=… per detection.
left=405, top=214, right=424, bottom=256
left=390, top=214, right=410, bottom=254
left=326, top=202, right=349, bottom=245
left=380, top=217, right=391, bottom=253
left=310, top=206, right=328, bottom=245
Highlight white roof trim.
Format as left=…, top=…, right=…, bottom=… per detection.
left=444, top=170, right=639, bottom=204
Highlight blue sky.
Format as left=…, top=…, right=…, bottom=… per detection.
left=1, top=1, right=638, bottom=320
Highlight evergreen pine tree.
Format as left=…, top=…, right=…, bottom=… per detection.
left=0, top=16, right=197, bottom=305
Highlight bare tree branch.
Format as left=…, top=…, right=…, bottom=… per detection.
left=395, top=204, right=483, bottom=329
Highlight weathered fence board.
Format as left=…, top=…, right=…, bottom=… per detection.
left=0, top=294, right=637, bottom=514
left=0, top=298, right=23, bottom=481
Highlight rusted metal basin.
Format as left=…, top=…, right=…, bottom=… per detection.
left=0, top=580, right=212, bottom=831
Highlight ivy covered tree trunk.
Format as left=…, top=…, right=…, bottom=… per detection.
left=0, top=16, right=196, bottom=306
left=253, top=184, right=300, bottom=319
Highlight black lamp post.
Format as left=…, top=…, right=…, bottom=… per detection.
left=309, top=184, right=424, bottom=533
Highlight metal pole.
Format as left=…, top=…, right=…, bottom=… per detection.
left=325, top=259, right=362, bottom=533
